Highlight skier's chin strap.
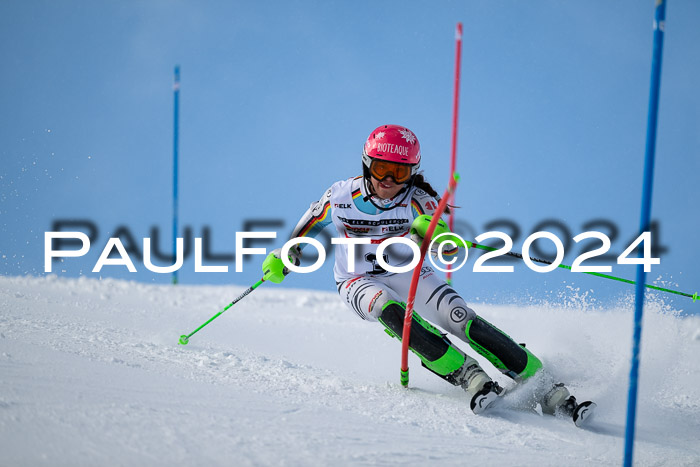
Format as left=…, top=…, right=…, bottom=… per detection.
left=362, top=175, right=415, bottom=212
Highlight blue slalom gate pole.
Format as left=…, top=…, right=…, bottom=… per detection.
left=172, top=65, right=180, bottom=285
left=623, top=2, right=666, bottom=466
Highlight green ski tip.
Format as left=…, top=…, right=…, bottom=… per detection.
left=693, top=292, right=699, bottom=303
left=179, top=335, right=189, bottom=345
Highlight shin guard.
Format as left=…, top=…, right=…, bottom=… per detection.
left=378, top=301, right=466, bottom=378
left=465, top=317, right=542, bottom=381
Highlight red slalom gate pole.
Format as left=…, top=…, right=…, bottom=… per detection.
left=400, top=173, right=460, bottom=387
left=446, top=22, right=463, bottom=286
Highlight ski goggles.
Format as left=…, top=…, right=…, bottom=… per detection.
left=368, top=159, right=415, bottom=184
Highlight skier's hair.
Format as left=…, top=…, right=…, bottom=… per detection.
left=413, top=173, right=453, bottom=214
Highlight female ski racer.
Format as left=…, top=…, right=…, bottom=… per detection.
left=261, top=124, right=594, bottom=424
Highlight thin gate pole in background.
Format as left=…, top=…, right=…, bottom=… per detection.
left=172, top=65, right=180, bottom=285
left=623, top=1, right=667, bottom=465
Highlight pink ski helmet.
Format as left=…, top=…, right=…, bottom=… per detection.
left=362, top=125, right=421, bottom=183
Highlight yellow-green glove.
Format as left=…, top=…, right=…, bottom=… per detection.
left=262, top=248, right=301, bottom=283
left=409, top=214, right=471, bottom=250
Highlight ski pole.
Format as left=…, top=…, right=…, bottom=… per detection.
left=401, top=172, right=460, bottom=387
left=469, top=242, right=698, bottom=303
left=178, top=278, right=265, bottom=345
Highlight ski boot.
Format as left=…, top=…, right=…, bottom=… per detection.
left=469, top=380, right=505, bottom=414
left=443, top=359, right=504, bottom=414
left=541, top=383, right=596, bottom=427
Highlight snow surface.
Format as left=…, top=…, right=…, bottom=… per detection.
left=1, top=275, right=699, bottom=466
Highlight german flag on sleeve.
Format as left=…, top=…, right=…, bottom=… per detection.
left=297, top=201, right=332, bottom=238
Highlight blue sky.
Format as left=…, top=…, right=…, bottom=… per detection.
left=1, top=0, right=699, bottom=313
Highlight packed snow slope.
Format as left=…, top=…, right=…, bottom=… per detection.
left=1, top=275, right=699, bottom=466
